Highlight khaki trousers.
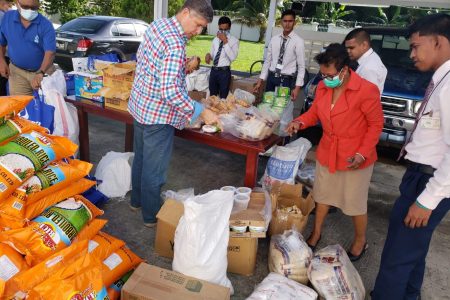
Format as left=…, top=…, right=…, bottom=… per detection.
left=8, top=63, right=56, bottom=96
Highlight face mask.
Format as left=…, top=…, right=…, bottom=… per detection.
left=18, top=3, right=38, bottom=21
left=218, top=29, right=230, bottom=36
left=323, top=69, right=344, bottom=88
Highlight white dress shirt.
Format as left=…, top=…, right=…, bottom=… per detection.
left=209, top=34, right=239, bottom=67
left=405, top=59, right=450, bottom=209
left=260, top=31, right=305, bottom=87
left=356, top=48, right=387, bottom=94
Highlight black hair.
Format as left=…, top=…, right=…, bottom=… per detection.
left=408, top=13, right=450, bottom=42
left=344, top=28, right=371, bottom=47
left=182, top=0, right=214, bottom=23
left=281, top=9, right=296, bottom=19
left=314, top=43, right=350, bottom=71
left=218, top=16, right=231, bottom=27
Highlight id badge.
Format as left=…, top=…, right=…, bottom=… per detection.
left=276, top=63, right=284, bottom=70
left=420, top=116, right=440, bottom=129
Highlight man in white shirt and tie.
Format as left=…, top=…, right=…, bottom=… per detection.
left=372, top=13, right=450, bottom=300
left=344, top=28, right=387, bottom=93
left=253, top=9, right=305, bottom=101
left=205, top=16, right=239, bottom=98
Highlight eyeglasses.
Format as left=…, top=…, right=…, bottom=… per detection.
left=320, top=68, right=343, bottom=80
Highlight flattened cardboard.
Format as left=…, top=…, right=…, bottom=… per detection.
left=269, top=182, right=315, bottom=236
left=121, top=263, right=230, bottom=300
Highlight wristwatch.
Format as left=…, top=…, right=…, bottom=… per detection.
left=36, top=70, right=45, bottom=76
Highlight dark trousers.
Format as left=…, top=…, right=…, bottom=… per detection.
left=372, top=164, right=450, bottom=300
left=0, top=57, right=9, bottom=96
left=209, top=68, right=231, bottom=99
left=265, top=72, right=295, bottom=92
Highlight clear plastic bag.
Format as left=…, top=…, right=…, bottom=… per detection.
left=233, top=88, right=256, bottom=105
left=161, top=188, right=195, bottom=203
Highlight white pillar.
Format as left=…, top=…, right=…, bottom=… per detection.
left=263, top=0, right=277, bottom=59
left=154, top=0, right=169, bottom=20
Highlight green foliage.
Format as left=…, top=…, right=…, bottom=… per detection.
left=42, top=0, right=100, bottom=23
left=229, top=0, right=270, bottom=42
left=168, top=0, right=184, bottom=17
left=211, top=0, right=232, bottom=11
left=315, top=3, right=354, bottom=23
left=119, top=0, right=154, bottom=22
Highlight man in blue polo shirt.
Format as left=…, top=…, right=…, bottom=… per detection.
left=0, top=0, right=55, bottom=96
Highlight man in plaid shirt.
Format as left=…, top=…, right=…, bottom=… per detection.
left=128, top=0, right=219, bottom=227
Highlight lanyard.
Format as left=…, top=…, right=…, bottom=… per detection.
left=421, top=69, right=450, bottom=115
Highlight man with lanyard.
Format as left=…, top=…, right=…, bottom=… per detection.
left=372, top=13, right=450, bottom=300
left=253, top=9, right=305, bottom=101
left=0, top=0, right=55, bottom=96
left=205, top=16, right=239, bottom=99
left=128, top=0, right=220, bottom=227
left=344, top=28, right=387, bottom=94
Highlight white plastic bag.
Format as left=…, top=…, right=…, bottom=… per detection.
left=308, top=245, right=365, bottom=300
left=269, top=230, right=313, bottom=285
left=41, top=70, right=80, bottom=147
left=161, top=188, right=195, bottom=202
left=246, top=273, right=318, bottom=300
left=172, top=190, right=234, bottom=293
left=233, top=88, right=256, bottom=104
left=94, top=151, right=134, bottom=198
left=262, top=137, right=312, bottom=188
left=186, top=67, right=210, bottom=92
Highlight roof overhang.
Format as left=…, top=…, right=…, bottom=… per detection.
left=304, top=0, right=450, bottom=9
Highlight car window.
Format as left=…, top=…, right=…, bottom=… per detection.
left=117, top=23, right=136, bottom=36
left=134, top=23, right=148, bottom=37
left=111, top=25, right=119, bottom=37
left=58, top=18, right=107, bottom=34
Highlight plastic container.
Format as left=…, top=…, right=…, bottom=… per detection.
left=230, top=225, right=247, bottom=233
left=236, top=187, right=252, bottom=196
left=233, top=193, right=250, bottom=212
left=249, top=226, right=265, bottom=233
left=220, top=186, right=236, bottom=193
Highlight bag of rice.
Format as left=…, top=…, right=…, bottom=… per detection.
left=247, top=272, right=318, bottom=300
left=0, top=160, right=93, bottom=220
left=261, top=137, right=312, bottom=189
left=0, top=244, right=29, bottom=283
left=27, top=253, right=108, bottom=300
left=89, top=231, right=125, bottom=261
left=0, top=117, right=47, bottom=146
left=308, top=245, right=365, bottom=300
left=107, top=270, right=133, bottom=300
left=0, top=195, right=103, bottom=266
left=4, top=240, right=88, bottom=299
left=268, top=230, right=313, bottom=285
left=74, top=219, right=108, bottom=242
left=0, top=131, right=78, bottom=202
left=101, top=246, right=143, bottom=287
left=0, top=96, right=33, bottom=124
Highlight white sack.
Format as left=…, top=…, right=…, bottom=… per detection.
left=246, top=272, right=318, bottom=300
left=94, top=151, right=134, bottom=198
left=172, top=190, right=234, bottom=293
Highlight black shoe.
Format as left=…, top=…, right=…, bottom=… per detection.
left=347, top=243, right=368, bottom=262
left=306, top=235, right=321, bottom=252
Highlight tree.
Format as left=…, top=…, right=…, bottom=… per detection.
left=42, top=0, right=101, bottom=23
left=119, top=0, right=153, bottom=22
left=230, top=0, right=270, bottom=42
left=314, top=3, right=354, bottom=23
left=168, top=0, right=184, bottom=17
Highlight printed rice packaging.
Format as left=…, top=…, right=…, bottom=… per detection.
left=0, top=244, right=29, bottom=283
left=0, top=117, right=47, bottom=145
left=89, top=231, right=125, bottom=261
left=107, top=270, right=133, bottom=300
left=101, top=246, right=143, bottom=287
left=0, top=96, right=33, bottom=124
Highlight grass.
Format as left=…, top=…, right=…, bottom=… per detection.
left=186, top=35, right=265, bottom=73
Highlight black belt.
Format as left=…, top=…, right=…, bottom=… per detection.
left=211, top=66, right=230, bottom=71
left=12, top=63, right=38, bottom=73
left=405, top=160, right=436, bottom=175
left=269, top=71, right=294, bottom=79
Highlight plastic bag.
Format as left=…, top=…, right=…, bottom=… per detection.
left=89, top=231, right=125, bottom=261
left=233, top=88, right=256, bottom=105
left=107, top=270, right=133, bottom=300
left=94, top=151, right=134, bottom=198
left=74, top=218, right=108, bottom=242
left=262, top=137, right=312, bottom=188
left=0, top=195, right=103, bottom=266
left=0, top=244, right=29, bottom=283
left=0, top=96, right=33, bottom=124
left=4, top=240, right=88, bottom=298
left=19, top=90, right=55, bottom=133
left=220, top=106, right=280, bottom=141
left=269, top=230, right=312, bottom=285
left=0, top=117, right=47, bottom=146
left=0, top=159, right=92, bottom=221
left=276, top=101, right=294, bottom=137
left=101, top=246, right=143, bottom=287
left=173, top=190, right=234, bottom=293
left=161, top=188, right=195, bottom=203
left=308, top=245, right=365, bottom=300
left=0, top=131, right=78, bottom=202
left=247, top=272, right=318, bottom=300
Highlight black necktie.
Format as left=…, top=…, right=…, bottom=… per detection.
left=277, top=37, right=287, bottom=67
left=213, top=41, right=223, bottom=67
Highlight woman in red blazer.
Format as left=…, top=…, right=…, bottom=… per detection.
left=287, top=43, right=383, bottom=261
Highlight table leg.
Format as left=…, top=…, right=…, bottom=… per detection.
left=125, top=123, right=134, bottom=152
left=244, top=151, right=259, bottom=188
left=77, top=108, right=90, bottom=162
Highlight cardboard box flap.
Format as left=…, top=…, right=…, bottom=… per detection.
left=301, top=192, right=315, bottom=216
left=230, top=209, right=265, bottom=227
left=156, top=199, right=184, bottom=226
left=99, top=87, right=131, bottom=100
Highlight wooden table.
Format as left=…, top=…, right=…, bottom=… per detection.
left=65, top=96, right=282, bottom=187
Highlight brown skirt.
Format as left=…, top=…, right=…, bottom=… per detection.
left=312, top=162, right=374, bottom=216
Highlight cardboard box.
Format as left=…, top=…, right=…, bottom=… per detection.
left=72, top=72, right=104, bottom=102
left=188, top=90, right=207, bottom=101
left=229, top=192, right=268, bottom=238
left=269, top=182, right=315, bottom=236
left=99, top=86, right=131, bottom=111
left=121, top=263, right=230, bottom=300
left=155, top=199, right=259, bottom=275
left=99, top=62, right=136, bottom=90
left=227, top=237, right=258, bottom=276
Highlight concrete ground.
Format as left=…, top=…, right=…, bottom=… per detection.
left=87, top=114, right=449, bottom=300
